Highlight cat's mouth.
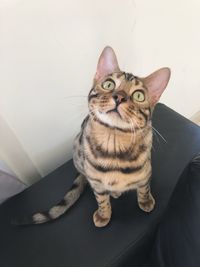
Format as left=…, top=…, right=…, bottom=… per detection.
left=106, top=107, right=122, bottom=118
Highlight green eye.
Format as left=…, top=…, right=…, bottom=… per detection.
left=102, top=79, right=115, bottom=90
left=132, top=90, right=145, bottom=102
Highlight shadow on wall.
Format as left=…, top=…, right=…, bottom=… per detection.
left=0, top=161, right=27, bottom=204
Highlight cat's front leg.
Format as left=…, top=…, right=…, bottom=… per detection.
left=93, top=191, right=112, bottom=227
left=137, top=181, right=155, bottom=212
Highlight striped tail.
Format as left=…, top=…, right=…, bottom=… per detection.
left=12, top=174, right=87, bottom=226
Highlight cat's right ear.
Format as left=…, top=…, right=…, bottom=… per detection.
left=94, top=46, right=120, bottom=81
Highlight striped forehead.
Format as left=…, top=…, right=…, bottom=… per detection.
left=124, top=72, right=135, bottom=81
left=112, top=72, right=138, bottom=82
left=111, top=72, right=144, bottom=89
left=111, top=72, right=135, bottom=81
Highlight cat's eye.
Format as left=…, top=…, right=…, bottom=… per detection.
left=132, top=90, right=145, bottom=102
left=102, top=79, right=115, bottom=90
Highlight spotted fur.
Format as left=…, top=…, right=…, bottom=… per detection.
left=13, top=47, right=170, bottom=227
left=73, top=47, right=170, bottom=227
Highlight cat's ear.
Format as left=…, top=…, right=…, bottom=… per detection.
left=143, top=68, right=171, bottom=106
left=95, top=46, right=120, bottom=81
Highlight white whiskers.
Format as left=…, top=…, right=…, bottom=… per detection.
left=151, top=126, right=167, bottom=143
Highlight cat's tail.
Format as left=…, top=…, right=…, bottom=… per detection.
left=12, top=174, right=87, bottom=226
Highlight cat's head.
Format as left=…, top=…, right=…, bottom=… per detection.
left=88, top=46, right=170, bottom=130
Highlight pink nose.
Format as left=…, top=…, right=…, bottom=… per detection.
left=112, top=92, right=127, bottom=105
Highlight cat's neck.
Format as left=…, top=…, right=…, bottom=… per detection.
left=87, top=115, right=151, bottom=147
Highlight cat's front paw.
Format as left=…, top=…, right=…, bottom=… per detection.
left=138, top=194, right=155, bottom=213
left=93, top=210, right=111, bottom=227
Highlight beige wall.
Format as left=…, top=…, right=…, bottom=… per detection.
left=0, top=0, right=200, bottom=183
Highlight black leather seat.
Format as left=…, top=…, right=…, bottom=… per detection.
left=144, top=155, right=200, bottom=267
left=0, top=103, right=200, bottom=267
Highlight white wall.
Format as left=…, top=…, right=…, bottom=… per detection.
left=0, top=0, right=200, bottom=183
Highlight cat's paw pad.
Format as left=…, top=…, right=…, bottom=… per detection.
left=138, top=194, right=155, bottom=213
left=93, top=210, right=111, bottom=227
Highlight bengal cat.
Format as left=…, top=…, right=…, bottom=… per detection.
left=15, top=47, right=170, bottom=227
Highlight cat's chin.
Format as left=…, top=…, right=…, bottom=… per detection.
left=95, top=110, right=132, bottom=130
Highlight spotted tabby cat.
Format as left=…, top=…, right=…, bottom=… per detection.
left=16, top=47, right=170, bottom=227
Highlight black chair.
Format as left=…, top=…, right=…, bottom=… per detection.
left=0, top=103, right=200, bottom=267
left=145, top=154, right=200, bottom=267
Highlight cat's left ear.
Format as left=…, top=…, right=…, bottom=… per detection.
left=143, top=68, right=171, bottom=106
left=95, top=46, right=120, bottom=81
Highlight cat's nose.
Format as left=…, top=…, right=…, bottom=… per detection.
left=112, top=91, right=127, bottom=106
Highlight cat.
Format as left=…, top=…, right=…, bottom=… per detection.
left=14, top=47, right=170, bottom=227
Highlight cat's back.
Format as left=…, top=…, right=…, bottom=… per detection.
left=73, top=115, right=89, bottom=175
